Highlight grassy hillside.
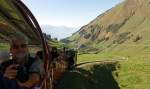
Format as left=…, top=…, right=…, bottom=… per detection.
left=76, top=44, right=150, bottom=89
left=62, top=0, right=150, bottom=54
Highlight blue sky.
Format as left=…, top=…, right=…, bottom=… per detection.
left=22, top=0, right=123, bottom=28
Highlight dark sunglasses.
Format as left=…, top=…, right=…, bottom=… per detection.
left=12, top=44, right=27, bottom=49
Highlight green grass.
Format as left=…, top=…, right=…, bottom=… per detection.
left=77, top=52, right=119, bottom=63
left=118, top=56, right=150, bottom=89
left=76, top=48, right=150, bottom=89
left=75, top=39, right=150, bottom=89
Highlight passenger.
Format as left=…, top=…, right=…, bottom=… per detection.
left=0, top=34, right=43, bottom=89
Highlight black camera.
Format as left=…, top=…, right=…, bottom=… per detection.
left=16, top=65, right=29, bottom=83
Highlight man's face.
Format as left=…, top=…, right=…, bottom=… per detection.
left=10, top=39, right=28, bottom=63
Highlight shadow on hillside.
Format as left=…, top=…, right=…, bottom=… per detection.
left=54, top=62, right=120, bottom=89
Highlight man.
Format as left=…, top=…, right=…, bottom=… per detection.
left=0, top=34, right=43, bottom=89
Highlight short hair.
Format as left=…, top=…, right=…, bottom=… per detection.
left=9, top=33, right=28, bottom=45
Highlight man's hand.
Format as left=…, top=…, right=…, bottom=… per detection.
left=4, top=64, right=19, bottom=80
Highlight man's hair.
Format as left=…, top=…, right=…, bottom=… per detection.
left=36, top=51, right=43, bottom=59
left=9, top=33, right=28, bottom=45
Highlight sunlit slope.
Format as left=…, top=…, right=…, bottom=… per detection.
left=62, top=0, right=150, bottom=56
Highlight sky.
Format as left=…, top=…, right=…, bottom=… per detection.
left=22, top=0, right=123, bottom=28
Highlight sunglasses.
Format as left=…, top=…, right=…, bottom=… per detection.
left=12, top=44, right=27, bottom=49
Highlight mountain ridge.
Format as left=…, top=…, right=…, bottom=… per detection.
left=62, top=0, right=150, bottom=53
left=41, top=25, right=78, bottom=40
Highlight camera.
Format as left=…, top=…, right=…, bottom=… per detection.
left=16, top=65, right=29, bottom=83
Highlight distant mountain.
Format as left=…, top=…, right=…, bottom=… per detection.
left=41, top=25, right=78, bottom=40
left=62, top=0, right=150, bottom=53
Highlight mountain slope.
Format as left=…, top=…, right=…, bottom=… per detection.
left=63, top=0, right=150, bottom=54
